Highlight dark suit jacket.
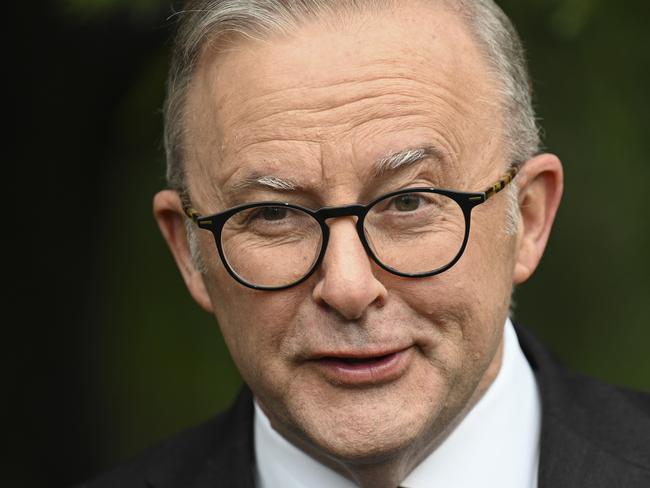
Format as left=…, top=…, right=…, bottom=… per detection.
left=79, top=325, right=650, bottom=487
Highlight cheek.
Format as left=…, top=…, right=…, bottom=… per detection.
left=205, top=271, right=307, bottom=379
left=392, top=224, right=513, bottom=364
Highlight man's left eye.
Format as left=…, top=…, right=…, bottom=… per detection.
left=391, top=194, right=421, bottom=212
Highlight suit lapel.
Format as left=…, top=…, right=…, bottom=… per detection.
left=146, top=387, right=256, bottom=488
left=538, top=413, right=650, bottom=488
left=516, top=325, right=650, bottom=488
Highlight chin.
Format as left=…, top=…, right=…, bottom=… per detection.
left=285, top=377, right=447, bottom=464
left=319, top=423, right=427, bottom=465
left=319, top=409, right=435, bottom=466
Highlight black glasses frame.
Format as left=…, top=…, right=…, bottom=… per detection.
left=182, top=167, right=519, bottom=291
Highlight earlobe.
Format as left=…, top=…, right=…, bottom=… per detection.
left=153, top=190, right=215, bottom=313
left=513, top=154, right=564, bottom=285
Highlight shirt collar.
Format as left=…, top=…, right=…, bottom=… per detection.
left=254, top=319, right=541, bottom=488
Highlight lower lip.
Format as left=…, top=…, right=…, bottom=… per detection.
left=313, top=348, right=412, bottom=386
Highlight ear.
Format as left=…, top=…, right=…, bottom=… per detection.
left=513, top=154, right=564, bottom=285
left=153, top=190, right=214, bottom=313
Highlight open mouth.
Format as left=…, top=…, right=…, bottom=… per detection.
left=312, top=348, right=411, bottom=385
left=319, top=352, right=397, bottom=367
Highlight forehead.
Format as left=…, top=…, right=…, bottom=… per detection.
left=184, top=2, right=503, bottom=205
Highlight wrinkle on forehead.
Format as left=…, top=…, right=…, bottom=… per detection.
left=225, top=77, right=476, bottom=140
left=205, top=30, right=496, bottom=131
left=203, top=69, right=490, bottom=176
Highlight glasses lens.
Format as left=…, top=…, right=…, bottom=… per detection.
left=220, top=205, right=322, bottom=288
left=364, top=191, right=466, bottom=275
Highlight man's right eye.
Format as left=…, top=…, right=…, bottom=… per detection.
left=255, top=206, right=288, bottom=221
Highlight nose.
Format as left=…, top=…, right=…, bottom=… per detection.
left=312, top=218, right=388, bottom=320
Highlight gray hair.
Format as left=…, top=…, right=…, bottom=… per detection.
left=165, top=0, right=537, bottom=262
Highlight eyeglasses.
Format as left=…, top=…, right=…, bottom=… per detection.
left=182, top=167, right=519, bottom=290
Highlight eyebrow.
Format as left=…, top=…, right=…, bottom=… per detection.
left=371, top=145, right=445, bottom=178
left=230, top=174, right=300, bottom=192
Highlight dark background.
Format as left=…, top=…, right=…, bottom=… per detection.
left=7, top=1, right=650, bottom=486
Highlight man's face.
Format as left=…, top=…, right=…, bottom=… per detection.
left=185, top=2, right=518, bottom=465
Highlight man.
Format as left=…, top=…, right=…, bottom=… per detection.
left=82, top=0, right=650, bottom=486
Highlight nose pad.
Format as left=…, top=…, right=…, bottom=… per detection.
left=312, top=218, right=387, bottom=320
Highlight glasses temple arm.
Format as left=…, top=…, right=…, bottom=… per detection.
left=177, top=189, right=202, bottom=223
left=184, top=206, right=202, bottom=223
left=482, top=165, right=520, bottom=200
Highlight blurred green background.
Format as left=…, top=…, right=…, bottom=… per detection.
left=7, top=0, right=649, bottom=486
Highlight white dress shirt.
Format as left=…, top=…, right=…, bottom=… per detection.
left=254, top=319, right=541, bottom=488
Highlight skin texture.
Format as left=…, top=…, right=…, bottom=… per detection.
left=154, top=2, right=563, bottom=487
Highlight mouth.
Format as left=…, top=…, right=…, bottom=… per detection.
left=310, top=347, right=412, bottom=386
